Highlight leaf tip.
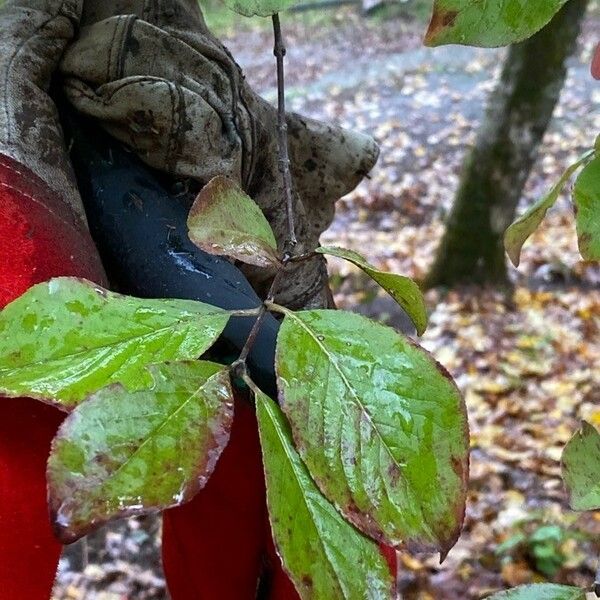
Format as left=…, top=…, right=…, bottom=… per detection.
left=414, top=318, right=428, bottom=337
left=424, top=6, right=458, bottom=47
left=504, top=229, right=522, bottom=268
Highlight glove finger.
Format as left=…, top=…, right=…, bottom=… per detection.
left=81, top=0, right=205, bottom=32
left=61, top=14, right=253, bottom=185
left=0, top=0, right=88, bottom=225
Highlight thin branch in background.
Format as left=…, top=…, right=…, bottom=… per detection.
left=272, top=13, right=297, bottom=252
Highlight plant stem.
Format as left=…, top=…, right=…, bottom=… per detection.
left=288, top=251, right=317, bottom=263
left=231, top=14, right=299, bottom=375
left=272, top=13, right=297, bottom=252
left=234, top=264, right=289, bottom=367
left=229, top=308, right=263, bottom=318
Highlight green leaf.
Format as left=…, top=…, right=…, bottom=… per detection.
left=316, top=246, right=428, bottom=335
left=561, top=421, right=600, bottom=511
left=48, top=361, right=234, bottom=543
left=222, top=0, right=296, bottom=17
left=274, top=308, right=469, bottom=555
left=187, top=176, right=279, bottom=268
left=256, top=389, right=394, bottom=599
left=486, top=583, right=585, bottom=600
left=0, top=278, right=229, bottom=409
left=424, top=0, right=568, bottom=48
left=573, top=155, right=600, bottom=261
left=504, top=152, right=594, bottom=267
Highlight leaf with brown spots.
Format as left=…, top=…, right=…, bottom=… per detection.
left=256, top=389, right=394, bottom=599
left=0, top=278, right=230, bottom=409
left=425, top=0, right=569, bottom=48
left=48, top=361, right=234, bottom=543
left=273, top=308, right=469, bottom=555
left=187, top=176, right=280, bottom=268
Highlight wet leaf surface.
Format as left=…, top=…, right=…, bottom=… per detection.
left=187, top=175, right=279, bottom=268
left=561, top=421, right=600, bottom=511
left=0, top=278, right=230, bottom=409
left=48, top=361, right=234, bottom=544
left=425, top=0, right=568, bottom=48
left=256, top=389, right=394, bottom=599
left=275, top=308, right=469, bottom=554
left=316, top=246, right=428, bottom=334
left=486, top=583, right=585, bottom=599
left=572, top=155, right=600, bottom=261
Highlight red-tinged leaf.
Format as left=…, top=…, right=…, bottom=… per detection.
left=425, top=0, right=568, bottom=48
left=48, top=361, right=234, bottom=543
left=273, top=308, right=469, bottom=556
left=504, top=152, right=594, bottom=267
left=316, top=246, right=428, bottom=335
left=256, top=389, right=395, bottom=599
left=187, top=176, right=280, bottom=268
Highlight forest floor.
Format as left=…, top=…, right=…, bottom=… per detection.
left=52, top=6, right=600, bottom=600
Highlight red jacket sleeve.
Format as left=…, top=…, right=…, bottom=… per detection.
left=0, top=155, right=106, bottom=600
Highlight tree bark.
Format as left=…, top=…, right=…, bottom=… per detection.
left=425, top=0, right=589, bottom=288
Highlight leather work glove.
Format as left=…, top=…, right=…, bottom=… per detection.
left=60, top=0, right=379, bottom=309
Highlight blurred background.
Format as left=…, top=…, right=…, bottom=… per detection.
left=52, top=1, right=600, bottom=598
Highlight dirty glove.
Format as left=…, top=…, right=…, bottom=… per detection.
left=60, top=0, right=379, bottom=308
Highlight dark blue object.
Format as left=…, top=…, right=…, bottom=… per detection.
left=62, top=109, right=278, bottom=396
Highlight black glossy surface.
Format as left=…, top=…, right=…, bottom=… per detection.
left=63, top=109, right=278, bottom=395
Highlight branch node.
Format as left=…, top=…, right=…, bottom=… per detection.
left=230, top=359, right=248, bottom=381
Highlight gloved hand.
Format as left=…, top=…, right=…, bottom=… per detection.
left=60, top=0, right=379, bottom=309
left=0, top=2, right=105, bottom=599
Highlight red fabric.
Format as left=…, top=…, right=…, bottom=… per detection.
left=0, top=156, right=106, bottom=599
left=162, top=397, right=268, bottom=599
left=163, top=395, right=396, bottom=600
left=0, top=398, right=65, bottom=599
left=0, top=155, right=105, bottom=307
left=263, top=521, right=301, bottom=600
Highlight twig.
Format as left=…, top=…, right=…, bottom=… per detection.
left=233, top=262, right=289, bottom=368
left=272, top=13, right=297, bottom=251
left=288, top=251, right=318, bottom=263
left=231, top=15, right=299, bottom=371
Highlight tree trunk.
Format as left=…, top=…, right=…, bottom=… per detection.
left=425, top=0, right=589, bottom=289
